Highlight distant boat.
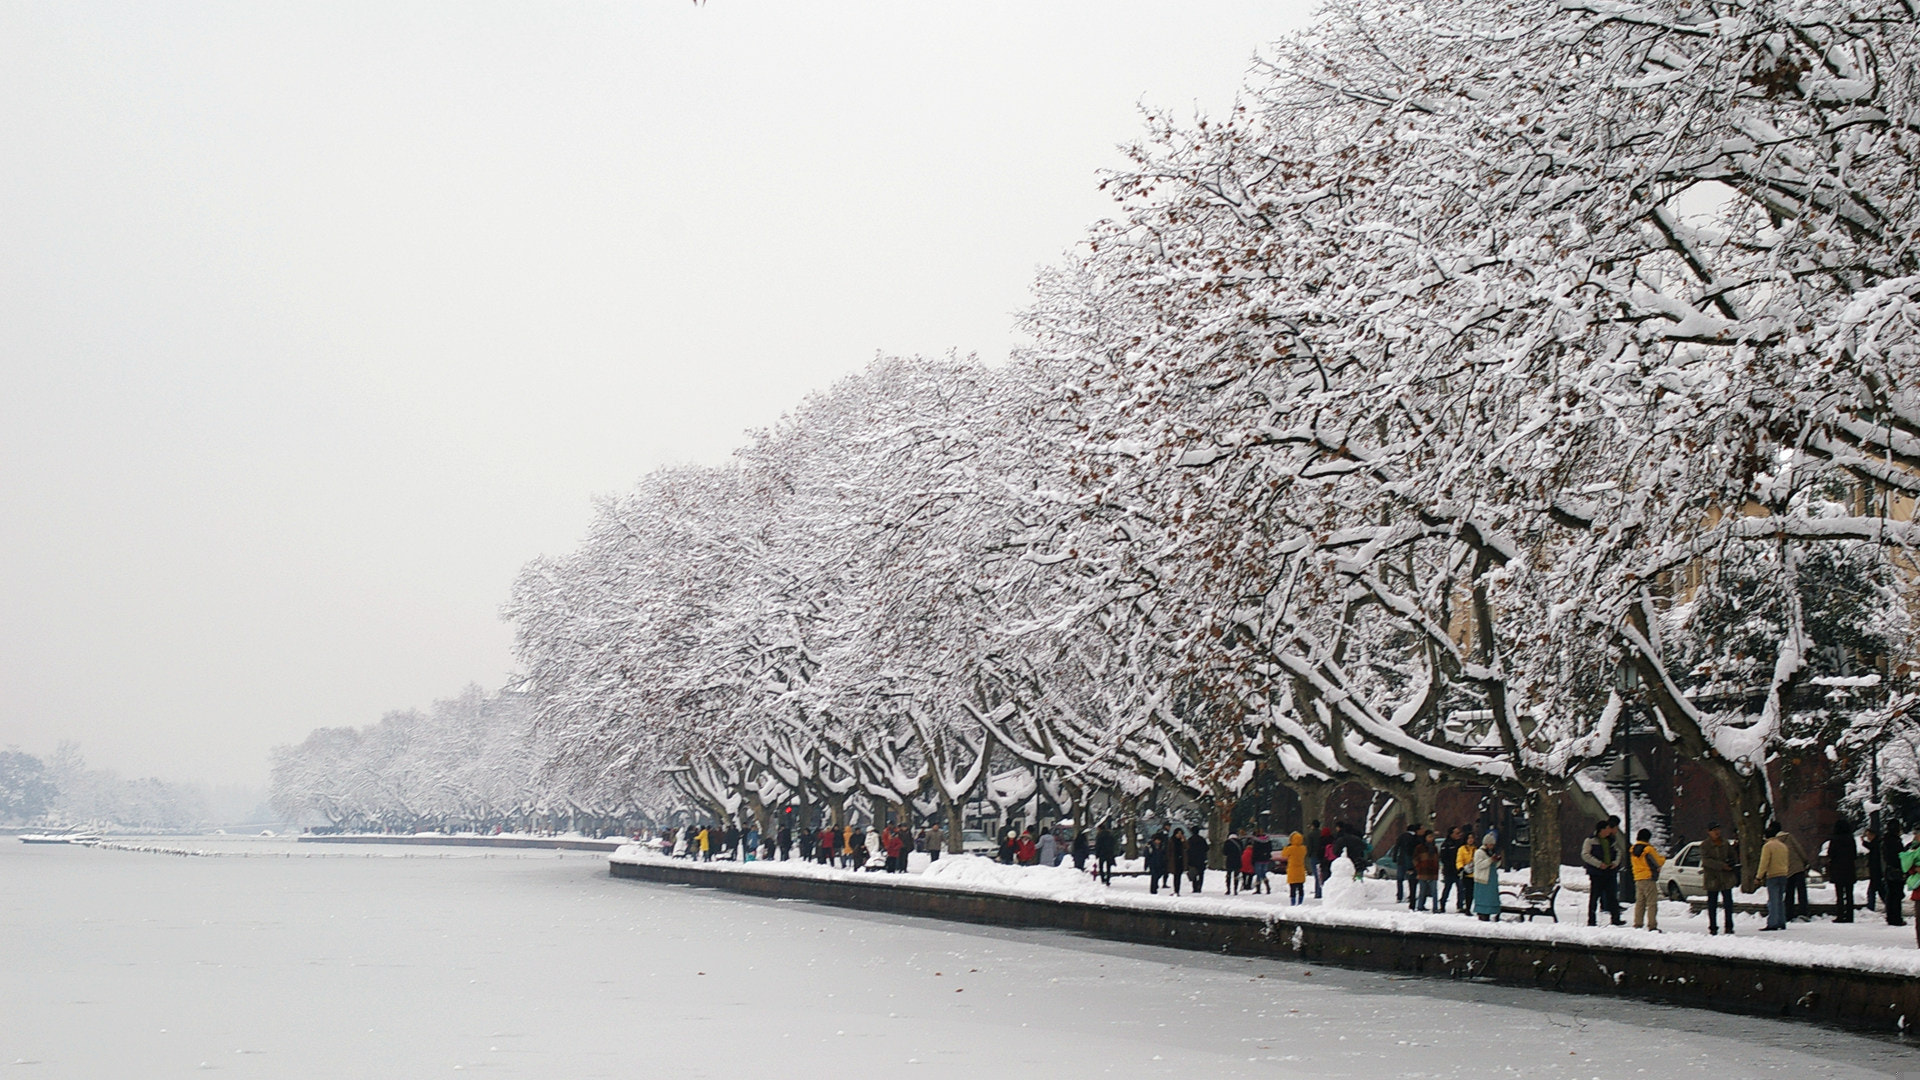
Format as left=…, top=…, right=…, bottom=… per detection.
left=17, top=833, right=102, bottom=845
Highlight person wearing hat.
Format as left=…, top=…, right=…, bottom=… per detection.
left=1281, top=830, right=1310, bottom=905
left=1699, top=823, right=1739, bottom=935
left=1471, top=831, right=1503, bottom=921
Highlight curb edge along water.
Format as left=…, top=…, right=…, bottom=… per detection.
left=608, top=857, right=1920, bottom=1038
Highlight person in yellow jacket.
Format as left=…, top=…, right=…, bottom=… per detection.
left=1755, top=823, right=1793, bottom=930
left=1281, top=832, right=1310, bottom=906
left=1629, top=828, right=1666, bottom=930
left=1455, top=833, right=1478, bottom=915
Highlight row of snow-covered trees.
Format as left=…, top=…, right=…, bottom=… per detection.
left=263, top=0, right=1920, bottom=878
left=503, top=0, right=1920, bottom=884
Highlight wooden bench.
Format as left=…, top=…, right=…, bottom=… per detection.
left=1499, top=883, right=1561, bottom=922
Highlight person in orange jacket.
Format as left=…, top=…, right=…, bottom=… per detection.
left=1281, top=831, right=1310, bottom=905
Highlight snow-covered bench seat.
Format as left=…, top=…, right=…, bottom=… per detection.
left=1499, top=883, right=1560, bottom=922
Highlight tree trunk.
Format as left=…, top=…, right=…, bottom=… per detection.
left=944, top=800, right=965, bottom=854
left=1527, top=783, right=1563, bottom=888
left=1699, top=760, right=1771, bottom=892
left=1295, top=780, right=1331, bottom=835
left=1208, top=799, right=1232, bottom=870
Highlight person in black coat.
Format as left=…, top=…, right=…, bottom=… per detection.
left=1438, top=826, right=1465, bottom=912
left=1880, top=826, right=1908, bottom=926
left=1827, top=817, right=1858, bottom=923
left=1390, top=825, right=1420, bottom=903
left=1221, top=832, right=1243, bottom=895
left=1094, top=823, right=1119, bottom=886
left=1146, top=830, right=1170, bottom=894
left=1167, top=829, right=1188, bottom=895
left=1071, top=827, right=1091, bottom=871
left=1249, top=830, right=1275, bottom=894
left=1186, top=829, right=1209, bottom=894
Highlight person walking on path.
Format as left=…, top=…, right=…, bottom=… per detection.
left=1314, top=824, right=1334, bottom=899
left=1168, top=828, right=1188, bottom=895
left=1038, top=827, right=1059, bottom=869
left=1757, top=823, right=1793, bottom=931
left=1146, top=829, right=1169, bottom=894
left=1630, top=828, right=1666, bottom=931
left=1250, top=829, right=1275, bottom=895
left=1304, top=819, right=1323, bottom=896
left=1456, top=832, right=1479, bottom=914
left=1438, top=826, right=1465, bottom=913
left=1340, top=822, right=1372, bottom=876
left=1410, top=828, right=1441, bottom=912
left=1826, top=818, right=1857, bottom=923
left=1186, top=829, right=1209, bottom=894
left=1221, top=831, right=1243, bottom=896
left=1016, top=828, right=1039, bottom=867
left=1783, top=827, right=1813, bottom=921
left=1094, top=823, right=1119, bottom=886
left=1471, top=832, right=1503, bottom=921
left=884, top=825, right=908, bottom=872
left=1281, top=831, right=1309, bottom=905
left=1699, top=823, right=1739, bottom=935
left=1390, top=824, right=1420, bottom=904
left=1071, top=827, right=1090, bottom=871
left=1885, top=828, right=1910, bottom=927
left=1582, top=821, right=1625, bottom=926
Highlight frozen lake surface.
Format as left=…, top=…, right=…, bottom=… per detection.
left=2, top=838, right=1911, bottom=1078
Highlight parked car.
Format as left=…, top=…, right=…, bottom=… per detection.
left=959, top=830, right=998, bottom=856
left=1663, top=841, right=1707, bottom=900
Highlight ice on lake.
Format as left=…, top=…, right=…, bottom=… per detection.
left=2, top=837, right=1909, bottom=1077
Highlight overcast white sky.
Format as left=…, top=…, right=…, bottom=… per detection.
left=0, top=1, right=1315, bottom=788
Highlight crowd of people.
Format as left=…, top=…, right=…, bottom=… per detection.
left=653, top=820, right=942, bottom=873
left=1576, top=814, right=1920, bottom=945
left=647, top=813, right=1920, bottom=946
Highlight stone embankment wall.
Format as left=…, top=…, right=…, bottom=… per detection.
left=610, top=858, right=1919, bottom=1037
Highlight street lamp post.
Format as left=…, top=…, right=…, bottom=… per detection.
left=1615, top=661, right=1639, bottom=896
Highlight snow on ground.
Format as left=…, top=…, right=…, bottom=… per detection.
left=613, top=847, right=1920, bottom=978
left=5, top=837, right=1910, bottom=1078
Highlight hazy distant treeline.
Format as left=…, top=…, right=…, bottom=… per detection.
left=266, top=685, right=657, bottom=834
left=0, top=744, right=211, bottom=831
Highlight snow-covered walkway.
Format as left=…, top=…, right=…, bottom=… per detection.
left=612, top=847, right=1920, bottom=979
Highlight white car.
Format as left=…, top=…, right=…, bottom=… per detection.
left=1662, top=841, right=1708, bottom=900
left=959, top=830, right=998, bottom=856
